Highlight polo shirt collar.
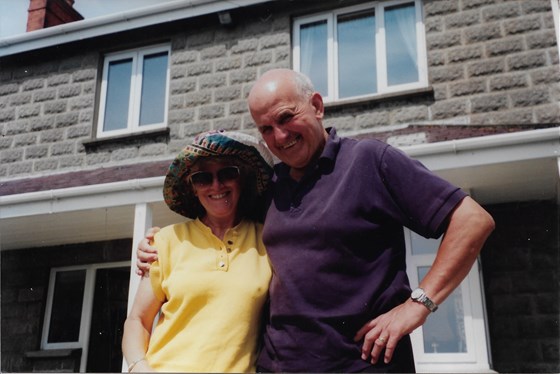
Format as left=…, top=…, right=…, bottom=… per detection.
left=320, top=127, right=340, bottom=168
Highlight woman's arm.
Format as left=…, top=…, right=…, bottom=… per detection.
left=122, top=276, right=163, bottom=372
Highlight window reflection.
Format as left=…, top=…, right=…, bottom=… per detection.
left=104, top=59, right=132, bottom=132
left=300, top=20, right=328, bottom=97
left=338, top=10, right=377, bottom=98
left=385, top=3, right=418, bottom=86
left=140, top=52, right=168, bottom=126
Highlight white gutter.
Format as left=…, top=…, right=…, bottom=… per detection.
left=0, top=176, right=164, bottom=205
left=0, top=0, right=271, bottom=57
left=0, top=176, right=165, bottom=219
left=400, top=126, right=560, bottom=170
left=402, top=126, right=560, bottom=156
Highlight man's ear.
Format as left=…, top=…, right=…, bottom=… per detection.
left=310, top=92, right=324, bottom=119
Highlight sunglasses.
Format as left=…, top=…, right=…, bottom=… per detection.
left=188, top=166, right=241, bottom=187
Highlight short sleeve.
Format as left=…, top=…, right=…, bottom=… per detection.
left=379, top=144, right=467, bottom=237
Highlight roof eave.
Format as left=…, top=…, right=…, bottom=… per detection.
left=0, top=0, right=272, bottom=57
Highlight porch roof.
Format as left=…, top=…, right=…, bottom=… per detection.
left=0, top=126, right=558, bottom=251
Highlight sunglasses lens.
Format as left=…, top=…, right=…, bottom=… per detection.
left=218, top=166, right=240, bottom=183
left=190, top=172, right=213, bottom=186
left=189, top=166, right=240, bottom=186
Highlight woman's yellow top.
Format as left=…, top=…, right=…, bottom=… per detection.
left=146, top=218, right=271, bottom=372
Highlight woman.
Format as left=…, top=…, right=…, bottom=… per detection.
left=122, top=130, right=274, bottom=372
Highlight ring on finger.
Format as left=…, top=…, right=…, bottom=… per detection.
left=377, top=337, right=387, bottom=344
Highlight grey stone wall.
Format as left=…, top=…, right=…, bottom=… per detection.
left=0, top=2, right=558, bottom=373
left=0, top=51, right=100, bottom=180
left=424, top=0, right=559, bottom=125
left=0, top=0, right=558, bottom=182
left=482, top=201, right=559, bottom=373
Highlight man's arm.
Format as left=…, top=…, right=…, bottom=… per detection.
left=355, top=196, right=495, bottom=364
left=136, top=227, right=161, bottom=276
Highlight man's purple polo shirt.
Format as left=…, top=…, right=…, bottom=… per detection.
left=258, top=128, right=467, bottom=373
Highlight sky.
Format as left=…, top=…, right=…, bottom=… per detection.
left=0, top=0, right=173, bottom=38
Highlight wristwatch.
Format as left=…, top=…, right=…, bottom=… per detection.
left=411, top=288, right=438, bottom=312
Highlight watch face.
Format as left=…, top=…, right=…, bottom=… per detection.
left=411, top=288, right=424, bottom=300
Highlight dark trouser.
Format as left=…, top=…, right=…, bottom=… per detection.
left=355, top=335, right=415, bottom=373
left=257, top=335, right=415, bottom=373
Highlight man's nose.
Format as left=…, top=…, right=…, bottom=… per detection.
left=273, top=126, right=289, bottom=143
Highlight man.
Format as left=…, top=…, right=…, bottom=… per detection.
left=137, top=69, right=495, bottom=372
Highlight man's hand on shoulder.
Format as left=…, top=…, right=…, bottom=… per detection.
left=136, top=227, right=161, bottom=277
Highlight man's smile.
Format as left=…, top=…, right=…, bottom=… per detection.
left=281, top=135, right=301, bottom=150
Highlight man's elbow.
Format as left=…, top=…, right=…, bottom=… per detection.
left=459, top=196, right=495, bottom=239
left=480, top=207, right=495, bottom=235
left=472, top=206, right=495, bottom=246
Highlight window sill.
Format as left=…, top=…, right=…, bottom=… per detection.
left=83, top=128, right=170, bottom=150
left=25, top=348, right=82, bottom=358
left=324, top=86, right=434, bottom=111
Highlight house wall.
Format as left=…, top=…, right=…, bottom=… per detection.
left=482, top=201, right=559, bottom=373
left=0, top=239, right=131, bottom=372
left=0, top=0, right=559, bottom=373
left=0, top=0, right=558, bottom=183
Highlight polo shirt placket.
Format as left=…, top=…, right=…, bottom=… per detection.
left=215, top=229, right=239, bottom=271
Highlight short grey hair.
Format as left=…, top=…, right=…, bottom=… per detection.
left=292, top=71, right=315, bottom=99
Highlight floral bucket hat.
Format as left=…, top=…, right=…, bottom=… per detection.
left=163, top=130, right=274, bottom=218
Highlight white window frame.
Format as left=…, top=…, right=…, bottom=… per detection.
left=404, top=229, right=492, bottom=373
left=552, top=0, right=560, bottom=62
left=41, top=261, right=129, bottom=372
left=293, top=0, right=428, bottom=103
left=97, top=44, right=170, bottom=138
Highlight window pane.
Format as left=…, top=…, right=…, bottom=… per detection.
left=139, top=52, right=168, bottom=126
left=300, top=20, right=328, bottom=97
left=48, top=270, right=86, bottom=343
left=338, top=10, right=376, bottom=98
left=385, top=3, right=418, bottom=86
left=103, top=59, right=132, bottom=132
left=418, top=267, right=467, bottom=353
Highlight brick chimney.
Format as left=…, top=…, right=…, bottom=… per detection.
left=27, top=0, right=84, bottom=32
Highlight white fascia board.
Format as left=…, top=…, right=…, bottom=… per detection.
left=0, top=0, right=272, bottom=57
left=401, top=127, right=560, bottom=171
left=0, top=176, right=164, bottom=219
